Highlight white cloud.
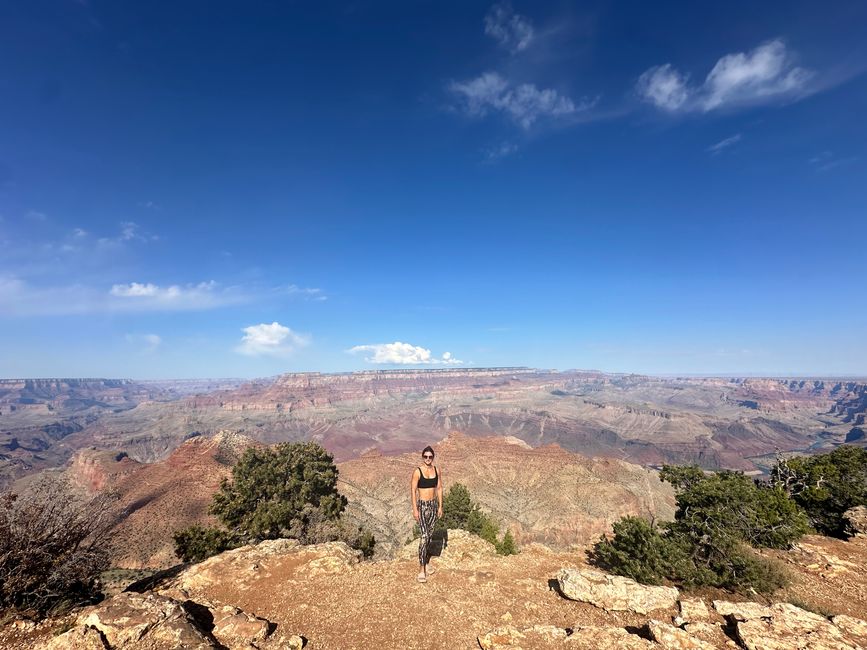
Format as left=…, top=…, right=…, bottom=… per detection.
left=348, top=341, right=464, bottom=365
left=236, top=322, right=310, bottom=358
left=636, top=64, right=691, bottom=111
left=450, top=72, right=592, bottom=129
left=484, top=2, right=534, bottom=53
left=286, top=284, right=327, bottom=301
left=637, top=40, right=814, bottom=113
left=109, top=281, right=224, bottom=308
left=707, top=133, right=742, bottom=154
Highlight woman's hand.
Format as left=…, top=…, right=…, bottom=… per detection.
left=437, top=505, right=444, bottom=518
left=413, top=509, right=420, bottom=522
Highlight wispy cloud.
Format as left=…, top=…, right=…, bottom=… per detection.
left=347, top=341, right=464, bottom=365
left=808, top=151, right=858, bottom=172
left=236, top=322, right=310, bottom=358
left=707, top=133, right=742, bottom=154
left=483, top=141, right=519, bottom=162
left=484, top=2, right=534, bottom=54
left=450, top=72, right=594, bottom=129
left=637, top=40, right=814, bottom=113
left=126, top=333, right=162, bottom=353
left=101, top=221, right=157, bottom=245
left=286, top=284, right=327, bottom=301
left=0, top=276, right=252, bottom=316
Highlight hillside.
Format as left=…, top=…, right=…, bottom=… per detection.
left=338, top=431, right=675, bottom=555
left=62, top=431, right=674, bottom=568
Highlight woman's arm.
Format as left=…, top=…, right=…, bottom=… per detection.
left=436, top=468, right=444, bottom=517
left=411, top=468, right=420, bottom=522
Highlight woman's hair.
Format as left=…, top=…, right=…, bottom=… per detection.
left=421, top=445, right=435, bottom=457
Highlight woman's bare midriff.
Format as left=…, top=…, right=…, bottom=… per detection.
left=416, top=487, right=437, bottom=501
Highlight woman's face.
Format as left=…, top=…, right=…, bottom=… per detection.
left=422, top=451, right=434, bottom=465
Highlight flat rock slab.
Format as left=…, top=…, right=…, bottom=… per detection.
left=557, top=568, right=679, bottom=614
left=647, top=620, right=717, bottom=650
left=678, top=599, right=710, bottom=623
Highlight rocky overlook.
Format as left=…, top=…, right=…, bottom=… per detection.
left=4, top=529, right=866, bottom=650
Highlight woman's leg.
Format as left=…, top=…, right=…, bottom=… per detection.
left=417, top=499, right=437, bottom=568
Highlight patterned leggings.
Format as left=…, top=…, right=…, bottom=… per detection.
left=417, top=498, right=439, bottom=566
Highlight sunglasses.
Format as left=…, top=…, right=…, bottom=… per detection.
left=423, top=454, right=434, bottom=459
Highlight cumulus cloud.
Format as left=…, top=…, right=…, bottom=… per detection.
left=484, top=2, right=534, bottom=53
left=636, top=64, right=691, bottom=111
left=236, top=322, right=311, bottom=358
left=707, top=133, right=742, bottom=154
left=348, top=342, right=463, bottom=365
left=450, top=72, right=592, bottom=129
left=637, top=40, right=814, bottom=113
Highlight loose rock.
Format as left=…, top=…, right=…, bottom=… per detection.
left=557, top=568, right=679, bottom=614
left=647, top=620, right=716, bottom=649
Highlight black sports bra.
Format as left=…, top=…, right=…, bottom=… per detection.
left=417, top=466, right=438, bottom=489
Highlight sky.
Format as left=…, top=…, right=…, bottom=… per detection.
left=1, top=1, right=866, bottom=379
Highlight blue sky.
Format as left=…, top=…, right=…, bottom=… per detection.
left=1, top=1, right=866, bottom=378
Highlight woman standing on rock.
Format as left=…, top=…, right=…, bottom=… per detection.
left=411, top=445, right=443, bottom=582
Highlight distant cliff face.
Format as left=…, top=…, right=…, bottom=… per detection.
left=186, top=368, right=560, bottom=412
left=3, top=370, right=867, bottom=490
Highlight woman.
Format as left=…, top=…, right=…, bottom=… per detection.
left=411, top=445, right=444, bottom=582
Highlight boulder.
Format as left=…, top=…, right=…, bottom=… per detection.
left=162, top=539, right=360, bottom=597
left=565, top=627, right=656, bottom=649
left=843, top=505, right=867, bottom=538
left=647, top=620, right=717, bottom=649
left=36, top=626, right=110, bottom=650
left=78, top=592, right=216, bottom=649
left=210, top=604, right=274, bottom=648
left=832, top=614, right=867, bottom=639
left=734, top=603, right=856, bottom=650
left=677, top=599, right=710, bottom=623
left=557, top=568, right=679, bottom=614
left=478, top=624, right=568, bottom=649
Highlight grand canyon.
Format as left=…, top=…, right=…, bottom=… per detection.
left=2, top=368, right=866, bottom=568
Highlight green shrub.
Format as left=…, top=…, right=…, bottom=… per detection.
left=211, top=442, right=347, bottom=539
left=173, top=442, right=374, bottom=563
left=665, top=469, right=810, bottom=550
left=590, top=516, right=692, bottom=585
left=172, top=525, right=238, bottom=563
left=0, top=477, right=114, bottom=616
left=591, top=465, right=806, bottom=594
left=771, top=446, right=867, bottom=537
left=437, top=483, right=518, bottom=555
